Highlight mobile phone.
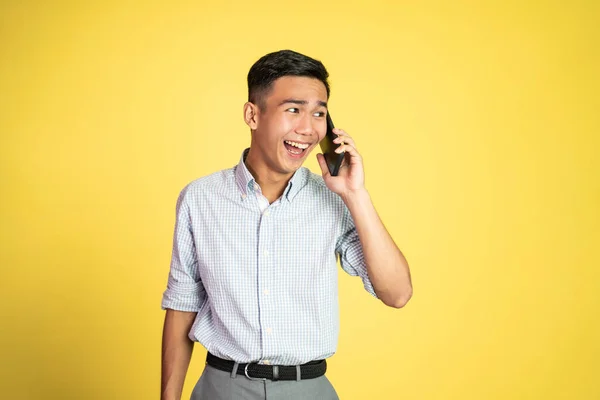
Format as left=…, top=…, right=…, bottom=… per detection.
left=319, top=112, right=345, bottom=176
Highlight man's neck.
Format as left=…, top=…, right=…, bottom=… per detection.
left=245, top=149, right=294, bottom=203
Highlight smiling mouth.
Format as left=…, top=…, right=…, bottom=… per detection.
left=283, top=140, right=310, bottom=156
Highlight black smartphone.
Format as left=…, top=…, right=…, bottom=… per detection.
left=319, top=112, right=345, bottom=176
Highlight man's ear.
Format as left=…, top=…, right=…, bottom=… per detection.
left=243, top=102, right=259, bottom=130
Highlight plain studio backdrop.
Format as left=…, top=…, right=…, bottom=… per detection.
left=1, top=1, right=598, bottom=399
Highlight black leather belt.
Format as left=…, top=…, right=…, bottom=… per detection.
left=206, top=352, right=327, bottom=381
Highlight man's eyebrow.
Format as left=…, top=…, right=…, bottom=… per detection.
left=278, top=99, right=328, bottom=108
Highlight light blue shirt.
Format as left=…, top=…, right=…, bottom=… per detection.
left=161, top=149, right=377, bottom=365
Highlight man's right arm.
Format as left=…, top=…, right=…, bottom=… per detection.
left=161, top=309, right=197, bottom=400
left=161, top=186, right=205, bottom=398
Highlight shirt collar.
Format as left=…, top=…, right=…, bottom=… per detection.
left=285, top=165, right=308, bottom=202
left=234, top=148, right=308, bottom=202
left=235, top=148, right=255, bottom=199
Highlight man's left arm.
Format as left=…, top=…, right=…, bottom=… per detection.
left=341, top=188, right=413, bottom=308
left=317, top=127, right=413, bottom=308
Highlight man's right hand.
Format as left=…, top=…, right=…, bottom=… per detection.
left=161, top=309, right=197, bottom=400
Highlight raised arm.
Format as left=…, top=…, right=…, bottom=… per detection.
left=317, top=127, right=413, bottom=308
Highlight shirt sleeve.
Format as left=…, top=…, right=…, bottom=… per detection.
left=161, top=186, right=207, bottom=312
left=335, top=204, right=378, bottom=298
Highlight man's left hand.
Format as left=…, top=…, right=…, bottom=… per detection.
left=316, top=128, right=366, bottom=200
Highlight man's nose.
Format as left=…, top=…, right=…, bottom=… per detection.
left=295, top=114, right=316, bottom=135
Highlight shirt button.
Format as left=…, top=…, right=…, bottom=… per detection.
left=254, top=184, right=260, bottom=191
left=264, top=210, right=270, bottom=216
left=266, top=327, right=272, bottom=334
left=263, top=360, right=271, bottom=365
left=263, top=289, right=269, bottom=295
left=263, top=250, right=269, bottom=256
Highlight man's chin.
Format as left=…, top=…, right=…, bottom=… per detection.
left=279, top=149, right=309, bottom=172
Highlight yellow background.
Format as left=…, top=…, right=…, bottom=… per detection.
left=1, top=1, right=598, bottom=399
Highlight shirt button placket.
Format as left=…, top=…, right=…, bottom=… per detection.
left=257, top=207, right=274, bottom=360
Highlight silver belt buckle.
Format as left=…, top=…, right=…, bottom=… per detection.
left=244, top=363, right=267, bottom=381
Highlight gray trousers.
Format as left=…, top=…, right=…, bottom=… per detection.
left=190, top=364, right=340, bottom=400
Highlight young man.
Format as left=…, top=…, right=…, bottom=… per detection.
left=161, top=50, right=412, bottom=400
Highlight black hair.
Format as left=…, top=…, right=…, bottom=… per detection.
left=247, top=50, right=330, bottom=110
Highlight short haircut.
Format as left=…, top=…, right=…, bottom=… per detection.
left=247, top=50, right=330, bottom=110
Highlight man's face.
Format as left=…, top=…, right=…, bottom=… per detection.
left=250, top=76, right=328, bottom=176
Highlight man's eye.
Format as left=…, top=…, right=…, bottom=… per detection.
left=287, top=108, right=299, bottom=113
left=313, top=111, right=326, bottom=117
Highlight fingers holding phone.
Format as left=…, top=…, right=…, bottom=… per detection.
left=317, top=115, right=366, bottom=196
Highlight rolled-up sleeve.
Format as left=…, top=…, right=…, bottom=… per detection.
left=335, top=204, right=378, bottom=298
left=161, top=186, right=207, bottom=311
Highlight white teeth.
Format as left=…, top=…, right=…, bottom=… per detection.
left=284, top=140, right=309, bottom=149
